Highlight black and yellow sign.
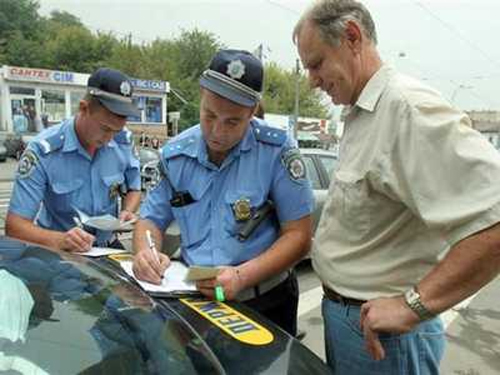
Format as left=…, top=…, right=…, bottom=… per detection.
left=180, top=298, right=274, bottom=346
left=108, top=253, right=134, bottom=262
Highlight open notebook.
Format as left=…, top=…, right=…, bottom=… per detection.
left=120, top=260, right=198, bottom=297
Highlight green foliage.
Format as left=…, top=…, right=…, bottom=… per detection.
left=44, top=26, right=98, bottom=72
left=263, top=62, right=329, bottom=118
left=0, top=3, right=329, bottom=128
left=0, top=0, right=41, bottom=40
left=48, top=10, right=83, bottom=28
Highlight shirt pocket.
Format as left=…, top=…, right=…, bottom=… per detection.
left=50, top=179, right=84, bottom=214
left=223, top=189, right=267, bottom=237
left=331, top=171, right=371, bottom=239
left=100, top=173, right=125, bottom=213
left=170, top=183, right=211, bottom=248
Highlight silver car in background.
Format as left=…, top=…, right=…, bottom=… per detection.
left=300, top=148, right=338, bottom=232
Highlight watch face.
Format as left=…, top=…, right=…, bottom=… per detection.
left=405, top=289, right=419, bottom=304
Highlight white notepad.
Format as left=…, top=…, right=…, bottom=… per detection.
left=81, top=247, right=128, bottom=257
left=120, top=261, right=197, bottom=294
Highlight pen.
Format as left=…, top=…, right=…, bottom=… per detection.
left=73, top=216, right=83, bottom=229
left=145, top=229, right=160, bottom=264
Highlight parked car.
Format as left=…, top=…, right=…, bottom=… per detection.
left=138, top=147, right=161, bottom=191
left=0, top=236, right=332, bottom=375
left=0, top=133, right=14, bottom=162
left=0, top=133, right=26, bottom=160
left=300, top=148, right=338, bottom=232
left=0, top=141, right=7, bottom=162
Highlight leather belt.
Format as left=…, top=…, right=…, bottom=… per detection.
left=322, top=285, right=366, bottom=306
left=237, top=271, right=290, bottom=302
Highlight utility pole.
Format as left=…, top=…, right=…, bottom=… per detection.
left=293, top=58, right=300, bottom=140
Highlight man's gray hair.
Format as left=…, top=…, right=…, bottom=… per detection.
left=293, top=0, right=377, bottom=47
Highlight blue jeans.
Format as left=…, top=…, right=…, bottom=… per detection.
left=322, top=298, right=445, bottom=375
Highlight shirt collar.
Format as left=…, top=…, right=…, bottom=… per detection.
left=195, top=121, right=256, bottom=168
left=62, top=117, right=117, bottom=153
left=354, top=64, right=392, bottom=112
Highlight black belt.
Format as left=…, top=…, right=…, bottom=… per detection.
left=322, top=285, right=366, bottom=306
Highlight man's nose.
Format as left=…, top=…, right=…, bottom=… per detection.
left=211, top=120, right=226, bottom=137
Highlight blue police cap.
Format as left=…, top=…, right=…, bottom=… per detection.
left=87, top=68, right=140, bottom=117
left=200, top=49, right=263, bottom=107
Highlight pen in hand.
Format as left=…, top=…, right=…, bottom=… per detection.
left=73, top=216, right=83, bottom=229
left=145, top=229, right=160, bottom=264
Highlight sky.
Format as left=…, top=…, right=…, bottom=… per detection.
left=38, top=0, right=500, bottom=112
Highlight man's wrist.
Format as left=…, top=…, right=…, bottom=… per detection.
left=404, top=286, right=435, bottom=321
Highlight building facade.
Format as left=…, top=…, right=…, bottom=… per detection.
left=0, top=65, right=170, bottom=135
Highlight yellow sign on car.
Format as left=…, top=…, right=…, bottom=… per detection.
left=180, top=297, right=274, bottom=346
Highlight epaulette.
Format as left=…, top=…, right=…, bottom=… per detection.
left=114, top=128, right=133, bottom=145
left=163, top=135, right=197, bottom=159
left=36, top=129, right=65, bottom=155
left=253, top=123, right=287, bottom=146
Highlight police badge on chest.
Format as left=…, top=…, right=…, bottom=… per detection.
left=232, top=198, right=252, bottom=222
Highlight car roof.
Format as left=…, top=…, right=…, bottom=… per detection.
left=300, top=148, right=338, bottom=157
left=0, top=236, right=331, bottom=375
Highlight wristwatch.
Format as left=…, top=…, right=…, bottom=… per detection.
left=404, top=287, right=434, bottom=321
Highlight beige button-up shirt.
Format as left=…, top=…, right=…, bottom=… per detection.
left=313, top=65, right=500, bottom=301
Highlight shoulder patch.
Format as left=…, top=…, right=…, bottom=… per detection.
left=17, top=149, right=40, bottom=179
left=253, top=124, right=286, bottom=146
left=281, top=148, right=307, bottom=181
left=163, top=136, right=197, bottom=159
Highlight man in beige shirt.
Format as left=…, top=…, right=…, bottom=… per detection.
left=294, top=1, right=500, bottom=373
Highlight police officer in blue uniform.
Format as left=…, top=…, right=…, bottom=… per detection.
left=7, top=68, right=141, bottom=252
left=132, top=49, right=314, bottom=335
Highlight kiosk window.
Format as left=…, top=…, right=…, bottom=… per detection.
left=145, top=97, right=162, bottom=123
left=42, top=90, right=65, bottom=124
left=127, top=96, right=144, bottom=122
left=70, top=91, right=85, bottom=116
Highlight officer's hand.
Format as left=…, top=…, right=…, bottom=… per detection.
left=132, top=249, right=170, bottom=285
left=60, top=227, right=95, bottom=253
left=196, top=267, right=244, bottom=301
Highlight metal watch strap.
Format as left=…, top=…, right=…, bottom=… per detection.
left=404, top=287, right=434, bottom=321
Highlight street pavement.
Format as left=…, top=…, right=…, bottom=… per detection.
left=0, top=158, right=499, bottom=373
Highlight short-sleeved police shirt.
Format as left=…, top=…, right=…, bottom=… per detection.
left=9, top=118, right=141, bottom=245
left=140, top=119, right=314, bottom=266
left=313, top=65, right=500, bottom=300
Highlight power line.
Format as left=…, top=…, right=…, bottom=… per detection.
left=264, top=0, right=300, bottom=16
left=410, top=0, right=500, bottom=73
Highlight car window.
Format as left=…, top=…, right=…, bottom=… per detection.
left=318, top=155, right=338, bottom=182
left=303, top=156, right=322, bottom=190
left=0, top=242, right=222, bottom=375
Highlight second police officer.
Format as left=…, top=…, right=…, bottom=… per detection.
left=7, top=68, right=142, bottom=252
left=132, top=49, right=314, bottom=335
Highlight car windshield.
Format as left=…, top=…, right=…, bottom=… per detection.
left=0, top=238, right=222, bottom=375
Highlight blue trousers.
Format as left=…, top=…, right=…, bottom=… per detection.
left=322, top=298, right=445, bottom=374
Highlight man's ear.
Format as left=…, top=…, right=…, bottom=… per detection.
left=344, top=20, right=363, bottom=52
left=79, top=99, right=90, bottom=115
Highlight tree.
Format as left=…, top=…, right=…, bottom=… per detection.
left=0, top=0, right=43, bottom=66
left=47, top=10, right=83, bottom=28
left=263, top=62, right=329, bottom=118
left=2, top=30, right=48, bottom=67
left=0, top=0, right=41, bottom=40
left=44, top=26, right=98, bottom=72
